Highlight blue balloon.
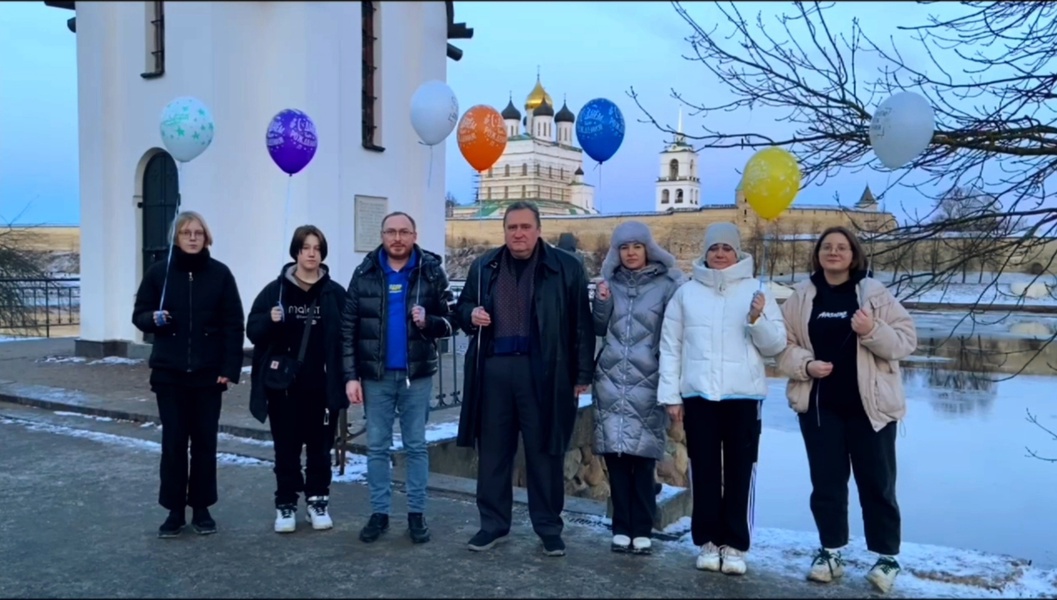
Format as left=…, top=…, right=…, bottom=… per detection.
left=575, top=98, right=625, bottom=164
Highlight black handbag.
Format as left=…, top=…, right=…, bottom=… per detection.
left=263, top=299, right=317, bottom=391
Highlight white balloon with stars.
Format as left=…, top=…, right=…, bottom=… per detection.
left=159, top=96, right=216, bottom=163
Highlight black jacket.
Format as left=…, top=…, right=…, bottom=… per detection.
left=131, top=247, right=245, bottom=388
left=340, top=245, right=454, bottom=382
left=455, top=241, right=595, bottom=456
left=245, top=263, right=348, bottom=423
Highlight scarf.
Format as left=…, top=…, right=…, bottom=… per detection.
left=492, top=245, right=538, bottom=355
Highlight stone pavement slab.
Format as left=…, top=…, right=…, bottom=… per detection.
left=0, top=407, right=890, bottom=599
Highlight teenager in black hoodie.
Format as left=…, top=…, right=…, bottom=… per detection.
left=132, top=211, right=246, bottom=539
left=246, top=225, right=348, bottom=534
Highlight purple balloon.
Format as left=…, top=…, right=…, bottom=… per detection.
left=267, top=109, right=318, bottom=175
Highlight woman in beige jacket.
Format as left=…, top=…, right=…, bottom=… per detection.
left=777, top=226, right=917, bottom=595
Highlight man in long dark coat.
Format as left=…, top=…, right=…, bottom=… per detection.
left=454, top=201, right=595, bottom=557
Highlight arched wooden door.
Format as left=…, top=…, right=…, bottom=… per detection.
left=139, top=152, right=180, bottom=276
left=138, top=152, right=179, bottom=343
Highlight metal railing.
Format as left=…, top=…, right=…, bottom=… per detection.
left=0, top=277, right=80, bottom=338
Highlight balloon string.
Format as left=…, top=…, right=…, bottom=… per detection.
left=760, top=230, right=768, bottom=292
left=427, top=145, right=434, bottom=190
left=279, top=175, right=293, bottom=309
left=159, top=161, right=186, bottom=311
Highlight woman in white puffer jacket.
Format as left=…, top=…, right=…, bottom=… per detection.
left=658, top=222, right=786, bottom=576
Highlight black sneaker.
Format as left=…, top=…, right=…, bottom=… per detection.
left=191, top=508, right=217, bottom=535
left=467, top=529, right=508, bottom=552
left=359, top=513, right=389, bottom=543
left=158, top=509, right=185, bottom=538
left=541, top=534, right=566, bottom=557
left=408, top=513, right=431, bottom=544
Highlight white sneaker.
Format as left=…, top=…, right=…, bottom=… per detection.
left=866, top=556, right=901, bottom=593
left=611, top=534, right=631, bottom=553
left=305, top=496, right=333, bottom=530
left=631, top=537, right=652, bottom=555
left=274, top=505, right=296, bottom=533
left=807, top=547, right=846, bottom=583
left=696, top=542, right=722, bottom=572
left=720, top=546, right=747, bottom=575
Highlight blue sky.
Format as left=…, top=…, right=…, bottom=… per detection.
left=1, top=1, right=964, bottom=226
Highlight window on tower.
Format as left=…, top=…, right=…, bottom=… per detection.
left=522, top=164, right=528, bottom=176
left=504, top=164, right=510, bottom=177
left=661, top=190, right=670, bottom=204
left=668, top=159, right=679, bottom=180
left=362, top=1, right=384, bottom=151
left=676, top=189, right=684, bottom=203
left=141, top=1, right=165, bottom=79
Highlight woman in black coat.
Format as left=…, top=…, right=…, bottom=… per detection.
left=246, top=225, right=348, bottom=535
left=131, top=210, right=245, bottom=539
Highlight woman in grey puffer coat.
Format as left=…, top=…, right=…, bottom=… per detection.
left=592, top=220, right=686, bottom=555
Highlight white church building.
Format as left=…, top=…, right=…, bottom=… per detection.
left=45, top=1, right=471, bottom=357
left=450, top=75, right=596, bottom=218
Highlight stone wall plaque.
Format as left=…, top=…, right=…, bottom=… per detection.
left=353, top=195, right=388, bottom=253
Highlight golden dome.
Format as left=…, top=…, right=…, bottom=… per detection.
left=525, top=77, right=554, bottom=113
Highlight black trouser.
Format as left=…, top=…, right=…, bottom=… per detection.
left=155, top=385, right=223, bottom=511
left=267, top=386, right=337, bottom=507
left=683, top=398, right=761, bottom=551
left=799, top=399, right=901, bottom=555
left=477, top=355, right=565, bottom=537
left=604, top=453, right=656, bottom=539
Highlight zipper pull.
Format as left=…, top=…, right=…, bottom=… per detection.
left=189, top=272, right=193, bottom=281
left=323, top=408, right=330, bottom=426
left=405, top=376, right=411, bottom=389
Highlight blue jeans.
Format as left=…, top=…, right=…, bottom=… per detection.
left=363, top=371, right=432, bottom=514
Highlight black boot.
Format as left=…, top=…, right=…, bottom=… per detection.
left=408, top=513, right=431, bottom=544
left=359, top=513, right=389, bottom=543
left=158, top=509, right=185, bottom=538
left=191, top=507, right=217, bottom=535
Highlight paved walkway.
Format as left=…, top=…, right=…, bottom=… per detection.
left=0, top=404, right=888, bottom=599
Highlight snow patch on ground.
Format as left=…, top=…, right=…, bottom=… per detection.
left=52, top=411, right=115, bottom=422
left=331, top=452, right=367, bottom=483
left=390, top=420, right=461, bottom=450
left=88, top=356, right=143, bottom=366
left=0, top=417, right=268, bottom=466
left=658, top=516, right=1056, bottom=598
left=37, top=355, right=143, bottom=366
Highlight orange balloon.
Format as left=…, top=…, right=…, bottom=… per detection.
left=457, top=105, right=507, bottom=172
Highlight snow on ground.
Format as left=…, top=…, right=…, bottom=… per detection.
left=53, top=410, right=115, bottom=422
left=390, top=420, right=461, bottom=450
left=0, top=417, right=268, bottom=467
left=37, top=355, right=143, bottom=366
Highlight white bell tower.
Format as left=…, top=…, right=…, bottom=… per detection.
left=655, top=109, right=700, bottom=212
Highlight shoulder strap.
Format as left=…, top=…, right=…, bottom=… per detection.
left=295, top=298, right=318, bottom=362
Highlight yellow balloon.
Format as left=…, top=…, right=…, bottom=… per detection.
left=741, top=147, right=801, bottom=221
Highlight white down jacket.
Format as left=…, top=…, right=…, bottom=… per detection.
left=657, top=253, right=787, bottom=405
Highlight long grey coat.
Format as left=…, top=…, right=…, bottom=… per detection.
left=591, top=226, right=686, bottom=460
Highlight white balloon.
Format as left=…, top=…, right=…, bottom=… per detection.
left=869, top=91, right=935, bottom=170
left=410, top=81, right=459, bottom=146
left=159, top=96, right=215, bottom=163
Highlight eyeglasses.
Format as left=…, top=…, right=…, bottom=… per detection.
left=382, top=229, right=415, bottom=239
left=820, top=244, right=851, bottom=254
left=179, top=230, right=205, bottom=240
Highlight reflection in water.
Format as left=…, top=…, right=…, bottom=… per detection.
left=902, top=366, right=996, bottom=418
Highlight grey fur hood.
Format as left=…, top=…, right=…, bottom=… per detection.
left=601, top=221, right=679, bottom=280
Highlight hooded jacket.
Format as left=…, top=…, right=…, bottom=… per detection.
left=658, top=252, right=786, bottom=405
left=591, top=222, right=687, bottom=459
left=245, top=263, right=348, bottom=423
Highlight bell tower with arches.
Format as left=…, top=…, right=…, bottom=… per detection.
left=655, top=109, right=700, bottom=211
